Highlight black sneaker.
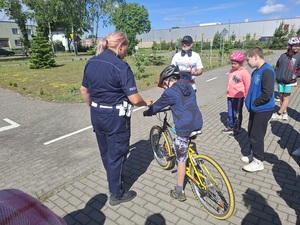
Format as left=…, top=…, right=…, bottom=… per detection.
left=228, top=131, right=240, bottom=138
left=221, top=127, right=234, bottom=134
left=109, top=190, right=137, bottom=206
left=170, top=189, right=187, bottom=202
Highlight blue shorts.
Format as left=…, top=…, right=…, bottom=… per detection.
left=277, top=84, right=293, bottom=94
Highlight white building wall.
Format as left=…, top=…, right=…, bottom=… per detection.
left=137, top=17, right=300, bottom=44
left=52, top=31, right=69, bottom=51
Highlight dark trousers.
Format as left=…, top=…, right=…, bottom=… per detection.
left=227, top=97, right=244, bottom=130
left=91, top=107, right=131, bottom=197
left=248, top=110, right=273, bottom=161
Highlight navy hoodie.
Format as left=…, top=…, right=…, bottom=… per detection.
left=275, top=52, right=300, bottom=84
left=144, top=79, right=203, bottom=136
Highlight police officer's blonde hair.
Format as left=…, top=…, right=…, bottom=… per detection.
left=96, top=31, right=129, bottom=56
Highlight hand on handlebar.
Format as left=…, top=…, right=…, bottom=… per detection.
left=143, top=110, right=151, bottom=117
left=145, top=99, right=153, bottom=107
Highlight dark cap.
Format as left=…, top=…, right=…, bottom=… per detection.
left=181, top=35, right=193, bottom=44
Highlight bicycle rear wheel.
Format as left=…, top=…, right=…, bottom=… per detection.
left=189, top=154, right=235, bottom=220
left=149, top=125, right=173, bottom=170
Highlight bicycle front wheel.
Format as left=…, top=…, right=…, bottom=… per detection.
left=149, top=125, right=173, bottom=170
left=189, top=154, right=235, bottom=220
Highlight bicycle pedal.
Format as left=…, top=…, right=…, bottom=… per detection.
left=166, top=155, right=175, bottom=161
left=217, top=201, right=225, bottom=212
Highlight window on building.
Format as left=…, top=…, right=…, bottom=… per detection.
left=12, top=28, right=19, bottom=35
left=15, top=40, right=22, bottom=46
left=0, top=40, right=9, bottom=47
left=26, top=29, right=32, bottom=35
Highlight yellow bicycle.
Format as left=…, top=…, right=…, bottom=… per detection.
left=149, top=108, right=235, bottom=220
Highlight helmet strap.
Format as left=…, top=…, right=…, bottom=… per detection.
left=163, top=78, right=172, bottom=89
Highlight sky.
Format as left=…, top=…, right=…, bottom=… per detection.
left=1, top=0, right=300, bottom=37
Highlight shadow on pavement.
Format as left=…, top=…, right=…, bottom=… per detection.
left=269, top=121, right=300, bottom=166
left=219, top=111, right=250, bottom=154
left=264, top=153, right=300, bottom=225
left=219, top=111, right=228, bottom=128
left=123, top=139, right=154, bottom=192
left=145, top=213, right=166, bottom=225
left=287, top=107, right=300, bottom=123
left=63, top=193, right=107, bottom=225
left=242, top=188, right=282, bottom=225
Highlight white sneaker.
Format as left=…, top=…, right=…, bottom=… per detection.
left=271, top=112, right=282, bottom=120
left=292, top=149, right=300, bottom=156
left=282, top=113, right=288, bottom=120
left=243, top=158, right=264, bottom=172
left=240, top=154, right=253, bottom=163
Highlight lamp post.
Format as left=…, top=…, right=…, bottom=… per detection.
left=195, top=35, right=197, bottom=52
left=201, top=33, right=204, bottom=53
left=220, top=28, right=228, bottom=64
left=160, top=37, right=161, bottom=51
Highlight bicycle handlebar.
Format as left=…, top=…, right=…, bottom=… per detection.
left=143, top=107, right=171, bottom=117
left=156, top=107, right=171, bottom=113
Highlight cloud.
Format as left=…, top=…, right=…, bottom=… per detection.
left=258, top=0, right=287, bottom=15
left=295, top=0, right=300, bottom=5
left=163, top=17, right=186, bottom=22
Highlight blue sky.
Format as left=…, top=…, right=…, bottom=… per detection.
left=1, top=0, right=300, bottom=37
left=97, top=0, right=300, bottom=37
left=129, top=0, right=300, bottom=29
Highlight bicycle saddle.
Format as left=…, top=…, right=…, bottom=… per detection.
left=189, top=130, right=202, bottom=139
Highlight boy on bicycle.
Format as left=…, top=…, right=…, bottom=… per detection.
left=143, top=65, right=203, bottom=201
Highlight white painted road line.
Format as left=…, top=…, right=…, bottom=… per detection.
left=0, top=118, right=20, bottom=132
left=206, top=77, right=218, bottom=82
left=133, top=106, right=145, bottom=112
left=44, top=106, right=146, bottom=145
left=44, top=126, right=92, bottom=145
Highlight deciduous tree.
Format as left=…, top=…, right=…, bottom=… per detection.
left=111, top=2, right=151, bottom=55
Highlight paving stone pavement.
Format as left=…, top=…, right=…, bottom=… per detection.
left=0, top=50, right=299, bottom=225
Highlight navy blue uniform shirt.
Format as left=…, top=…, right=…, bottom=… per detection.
left=82, top=49, right=138, bottom=105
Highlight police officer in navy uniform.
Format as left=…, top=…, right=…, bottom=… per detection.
left=80, top=31, right=152, bottom=206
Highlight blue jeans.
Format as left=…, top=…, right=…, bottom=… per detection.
left=227, top=97, right=244, bottom=130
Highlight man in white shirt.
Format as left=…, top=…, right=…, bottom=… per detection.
left=171, top=35, right=203, bottom=91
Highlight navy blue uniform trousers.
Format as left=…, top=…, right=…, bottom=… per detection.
left=90, top=106, right=130, bottom=197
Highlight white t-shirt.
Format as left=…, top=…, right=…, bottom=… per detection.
left=171, top=51, right=203, bottom=90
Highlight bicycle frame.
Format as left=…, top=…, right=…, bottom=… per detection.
left=186, top=146, right=219, bottom=191
left=157, top=109, right=214, bottom=190
left=150, top=108, right=235, bottom=219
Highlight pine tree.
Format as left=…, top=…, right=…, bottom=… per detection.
left=29, top=28, right=55, bottom=69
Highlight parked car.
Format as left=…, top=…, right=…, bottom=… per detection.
left=0, top=49, right=15, bottom=56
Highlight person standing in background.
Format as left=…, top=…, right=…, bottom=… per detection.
left=271, top=36, right=300, bottom=121
left=241, top=47, right=275, bottom=172
left=221, top=51, right=250, bottom=138
left=171, top=35, right=203, bottom=91
left=80, top=31, right=152, bottom=206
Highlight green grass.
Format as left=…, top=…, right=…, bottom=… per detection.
left=0, top=50, right=240, bottom=103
